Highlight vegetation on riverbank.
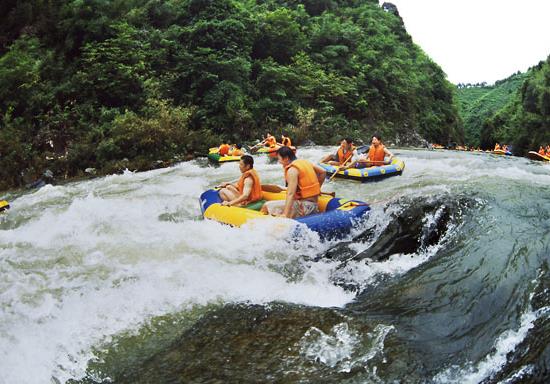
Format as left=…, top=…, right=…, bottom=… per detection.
left=455, top=56, right=550, bottom=154
left=0, top=0, right=461, bottom=191
left=456, top=72, right=527, bottom=147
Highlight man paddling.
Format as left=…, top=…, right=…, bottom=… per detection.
left=341, top=133, right=394, bottom=169
left=261, top=146, right=326, bottom=218
left=320, top=137, right=356, bottom=166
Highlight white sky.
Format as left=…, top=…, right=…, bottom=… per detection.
left=383, top=0, right=550, bottom=84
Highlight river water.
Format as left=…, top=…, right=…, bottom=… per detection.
left=1, top=147, right=549, bottom=384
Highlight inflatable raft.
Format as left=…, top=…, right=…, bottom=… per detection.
left=492, top=149, right=512, bottom=156
left=256, top=145, right=297, bottom=159
left=527, top=151, right=550, bottom=162
left=207, top=148, right=242, bottom=163
left=319, top=158, right=405, bottom=182
left=0, top=200, right=9, bottom=212
left=199, top=187, right=369, bottom=239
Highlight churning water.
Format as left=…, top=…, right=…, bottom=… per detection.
left=1, top=147, right=549, bottom=383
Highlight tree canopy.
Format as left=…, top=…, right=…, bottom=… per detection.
left=0, top=0, right=461, bottom=190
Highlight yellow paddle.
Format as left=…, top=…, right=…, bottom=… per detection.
left=328, top=155, right=354, bottom=182
left=0, top=200, right=10, bottom=212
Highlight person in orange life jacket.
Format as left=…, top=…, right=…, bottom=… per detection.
left=538, top=146, right=545, bottom=156
left=262, top=133, right=277, bottom=147
left=494, top=143, right=501, bottom=151
left=229, top=144, right=244, bottom=156
left=281, top=134, right=292, bottom=147
left=218, top=155, right=262, bottom=207
left=320, top=137, right=356, bottom=166
left=341, top=134, right=394, bottom=169
left=218, top=142, right=230, bottom=156
left=260, top=146, right=326, bottom=218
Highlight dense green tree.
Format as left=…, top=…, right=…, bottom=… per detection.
left=0, top=0, right=461, bottom=191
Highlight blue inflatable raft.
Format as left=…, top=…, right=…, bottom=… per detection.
left=319, top=158, right=405, bottom=182
left=199, top=187, right=370, bottom=240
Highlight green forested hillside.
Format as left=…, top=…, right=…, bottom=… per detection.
left=481, top=56, right=550, bottom=153
left=456, top=72, right=528, bottom=147
left=0, top=0, right=461, bottom=190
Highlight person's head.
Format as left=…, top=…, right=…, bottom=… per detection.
left=340, top=137, right=353, bottom=149
left=235, top=144, right=242, bottom=149
left=239, top=155, right=254, bottom=173
left=277, top=146, right=297, bottom=166
left=371, top=134, right=382, bottom=146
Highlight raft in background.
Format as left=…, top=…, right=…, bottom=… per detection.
left=0, top=200, right=9, bottom=212
left=319, top=158, right=405, bottom=182
left=256, top=145, right=297, bottom=160
left=207, top=148, right=242, bottom=163
left=527, top=151, right=550, bottom=162
left=492, top=149, right=512, bottom=156
left=199, top=187, right=370, bottom=240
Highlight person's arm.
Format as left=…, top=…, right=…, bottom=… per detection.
left=312, top=163, right=326, bottom=188
left=282, top=168, right=299, bottom=218
left=223, top=178, right=252, bottom=206
left=384, top=147, right=394, bottom=161
left=320, top=153, right=334, bottom=163
left=218, top=177, right=239, bottom=188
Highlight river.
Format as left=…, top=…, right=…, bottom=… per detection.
left=1, top=147, right=549, bottom=383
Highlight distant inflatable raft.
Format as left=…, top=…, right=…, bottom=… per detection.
left=527, top=151, right=550, bottom=162
left=492, top=149, right=512, bottom=156
left=207, top=148, right=241, bottom=163
left=199, top=187, right=370, bottom=239
left=319, top=158, right=405, bottom=182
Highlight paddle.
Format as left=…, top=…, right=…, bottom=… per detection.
left=328, top=155, right=354, bottom=182
left=261, top=184, right=335, bottom=197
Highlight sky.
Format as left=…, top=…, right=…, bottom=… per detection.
left=383, top=0, right=550, bottom=84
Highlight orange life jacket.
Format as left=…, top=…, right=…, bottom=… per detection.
left=494, top=144, right=501, bottom=150
left=284, top=159, right=321, bottom=200
left=266, top=135, right=277, bottom=147
left=539, top=148, right=545, bottom=156
left=218, top=144, right=230, bottom=156
left=282, top=136, right=292, bottom=147
left=337, top=145, right=356, bottom=165
left=230, top=149, right=244, bottom=156
left=368, top=144, right=386, bottom=163
left=237, top=169, right=262, bottom=204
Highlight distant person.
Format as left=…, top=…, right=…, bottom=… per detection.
left=494, top=143, right=501, bottom=151
left=229, top=144, right=244, bottom=156
left=320, top=137, right=356, bottom=166
left=218, top=155, right=262, bottom=207
left=281, top=134, right=292, bottom=147
left=341, top=133, right=394, bottom=169
left=261, top=146, right=326, bottom=218
left=264, top=133, right=277, bottom=148
left=218, top=142, right=230, bottom=156
left=538, top=146, right=545, bottom=156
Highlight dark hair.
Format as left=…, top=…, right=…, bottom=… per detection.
left=236, top=144, right=242, bottom=149
left=341, top=137, right=353, bottom=145
left=277, top=146, right=297, bottom=161
left=372, top=133, right=382, bottom=141
left=241, top=155, right=254, bottom=168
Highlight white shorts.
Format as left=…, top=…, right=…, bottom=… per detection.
left=263, top=199, right=319, bottom=218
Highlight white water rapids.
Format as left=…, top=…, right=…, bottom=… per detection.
left=1, top=147, right=550, bottom=383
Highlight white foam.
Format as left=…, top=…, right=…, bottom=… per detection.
left=1, top=148, right=546, bottom=383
